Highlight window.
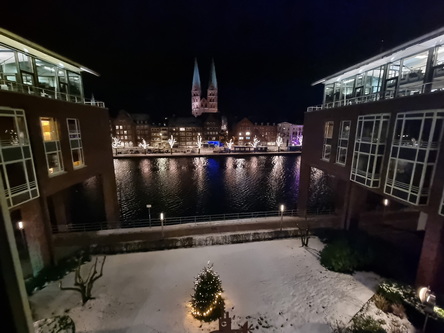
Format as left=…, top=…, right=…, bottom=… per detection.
left=40, top=117, right=64, bottom=175
left=336, top=120, right=351, bottom=165
left=67, top=118, right=85, bottom=168
left=0, top=107, right=39, bottom=208
left=385, top=110, right=444, bottom=205
left=322, top=121, right=334, bottom=161
left=351, top=114, right=390, bottom=188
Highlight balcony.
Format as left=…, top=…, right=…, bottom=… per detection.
left=0, top=79, right=105, bottom=108
left=307, top=82, right=444, bottom=112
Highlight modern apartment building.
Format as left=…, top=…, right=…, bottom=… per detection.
left=0, top=28, right=119, bottom=277
left=299, top=27, right=444, bottom=294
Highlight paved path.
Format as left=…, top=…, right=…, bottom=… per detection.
left=52, top=215, right=338, bottom=259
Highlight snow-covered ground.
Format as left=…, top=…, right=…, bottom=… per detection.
left=30, top=238, right=382, bottom=333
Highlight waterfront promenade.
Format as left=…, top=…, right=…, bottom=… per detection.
left=52, top=214, right=338, bottom=259
left=113, top=149, right=301, bottom=158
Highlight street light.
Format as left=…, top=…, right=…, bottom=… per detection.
left=382, top=198, right=389, bottom=223
left=280, top=204, right=285, bottom=231
left=418, top=286, right=436, bottom=332
left=17, top=221, right=27, bottom=251
left=146, top=204, right=152, bottom=228
left=160, top=212, right=164, bottom=238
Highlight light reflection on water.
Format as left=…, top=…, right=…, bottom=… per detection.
left=114, top=155, right=301, bottom=222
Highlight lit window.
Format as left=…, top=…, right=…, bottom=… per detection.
left=67, top=118, right=85, bottom=168
left=40, top=117, right=64, bottom=175
left=41, top=117, right=58, bottom=141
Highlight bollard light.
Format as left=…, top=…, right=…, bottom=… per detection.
left=18, top=221, right=24, bottom=230
left=383, top=199, right=389, bottom=207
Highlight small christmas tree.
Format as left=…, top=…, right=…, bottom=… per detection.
left=190, top=262, right=225, bottom=322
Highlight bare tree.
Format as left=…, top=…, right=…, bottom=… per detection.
left=297, top=217, right=310, bottom=247
left=59, top=256, right=106, bottom=305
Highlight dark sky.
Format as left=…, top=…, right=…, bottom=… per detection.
left=3, top=1, right=444, bottom=123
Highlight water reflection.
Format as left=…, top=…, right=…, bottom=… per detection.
left=114, top=155, right=301, bottom=221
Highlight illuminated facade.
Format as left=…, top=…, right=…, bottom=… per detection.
left=277, top=122, right=303, bottom=147
left=234, top=117, right=278, bottom=146
left=0, top=28, right=119, bottom=277
left=191, top=59, right=218, bottom=117
left=299, top=27, right=444, bottom=294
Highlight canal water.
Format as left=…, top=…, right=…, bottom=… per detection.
left=114, top=155, right=301, bottom=222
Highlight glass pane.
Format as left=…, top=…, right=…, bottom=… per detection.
left=40, top=117, right=58, bottom=141
left=5, top=161, right=27, bottom=189
left=0, top=46, right=18, bottom=77
left=17, top=52, right=33, bottom=73
left=400, top=52, right=427, bottom=86
left=67, top=72, right=82, bottom=96
left=35, top=59, right=56, bottom=93
left=47, top=152, right=62, bottom=173
left=72, top=149, right=84, bottom=167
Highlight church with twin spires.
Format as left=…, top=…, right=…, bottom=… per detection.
left=191, top=58, right=218, bottom=117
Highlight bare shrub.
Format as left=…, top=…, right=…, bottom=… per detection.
left=373, top=294, right=391, bottom=313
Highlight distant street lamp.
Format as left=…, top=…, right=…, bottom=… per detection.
left=17, top=221, right=27, bottom=251
left=146, top=204, right=152, bottom=227
left=160, top=212, right=164, bottom=238
left=280, top=204, right=285, bottom=231
left=382, top=198, right=389, bottom=222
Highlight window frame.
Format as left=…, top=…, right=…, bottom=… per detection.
left=66, top=118, right=85, bottom=169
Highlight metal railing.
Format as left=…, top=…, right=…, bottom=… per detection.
left=51, top=208, right=335, bottom=233
left=0, top=79, right=105, bottom=108
left=306, top=82, right=442, bottom=112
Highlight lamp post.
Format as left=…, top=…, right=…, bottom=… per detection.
left=418, top=286, right=436, bottom=333
left=280, top=204, right=284, bottom=231
left=160, top=212, right=164, bottom=238
left=383, top=198, right=389, bottom=223
left=17, top=221, right=27, bottom=251
left=146, top=204, right=152, bottom=228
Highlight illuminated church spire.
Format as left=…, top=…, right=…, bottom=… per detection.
left=191, top=58, right=201, bottom=117
left=191, top=58, right=218, bottom=117
left=207, top=58, right=218, bottom=111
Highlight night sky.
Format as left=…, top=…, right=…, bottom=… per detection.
left=3, top=1, right=444, bottom=123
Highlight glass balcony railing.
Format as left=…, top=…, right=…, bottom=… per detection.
left=0, top=79, right=105, bottom=108
left=307, top=82, right=444, bottom=112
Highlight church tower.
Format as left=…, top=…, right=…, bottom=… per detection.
left=191, top=58, right=218, bottom=117
left=191, top=58, right=202, bottom=117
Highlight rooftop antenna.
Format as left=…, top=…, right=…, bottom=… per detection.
left=380, top=39, right=384, bottom=53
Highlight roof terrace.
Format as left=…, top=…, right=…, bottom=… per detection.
left=0, top=28, right=105, bottom=108
left=308, top=27, right=444, bottom=112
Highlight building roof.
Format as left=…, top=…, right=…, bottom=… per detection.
left=0, top=27, right=98, bottom=76
left=312, top=26, right=444, bottom=86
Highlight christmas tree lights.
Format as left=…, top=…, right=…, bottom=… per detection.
left=190, top=262, right=224, bottom=322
